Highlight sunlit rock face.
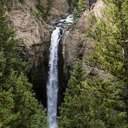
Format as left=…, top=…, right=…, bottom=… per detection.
left=62, top=0, right=105, bottom=66
left=61, top=0, right=107, bottom=85
left=48, top=0, right=69, bottom=22
left=9, top=9, right=50, bottom=47
left=7, top=0, right=70, bottom=64
left=62, top=10, right=96, bottom=80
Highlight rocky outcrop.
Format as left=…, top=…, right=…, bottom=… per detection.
left=8, top=9, right=51, bottom=65
left=61, top=0, right=106, bottom=82
left=62, top=11, right=95, bottom=78
left=48, top=0, right=69, bottom=22
left=62, top=13, right=95, bottom=64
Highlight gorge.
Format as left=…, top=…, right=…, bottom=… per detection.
left=1, top=0, right=128, bottom=128
left=7, top=0, right=97, bottom=108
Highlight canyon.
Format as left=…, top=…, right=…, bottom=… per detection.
left=7, top=0, right=101, bottom=107
left=1, top=1, right=127, bottom=128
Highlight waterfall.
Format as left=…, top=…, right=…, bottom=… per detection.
left=47, top=15, right=73, bottom=128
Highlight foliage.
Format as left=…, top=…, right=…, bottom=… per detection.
left=59, top=62, right=127, bottom=128
left=1, top=72, right=47, bottom=128
left=0, top=2, right=47, bottom=128
left=87, top=19, right=124, bottom=78
left=59, top=0, right=128, bottom=128
left=72, top=0, right=86, bottom=18
left=0, top=6, right=26, bottom=83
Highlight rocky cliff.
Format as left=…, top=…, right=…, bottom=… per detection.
left=7, top=0, right=70, bottom=65
left=7, top=0, right=101, bottom=105
left=6, top=0, right=70, bottom=106
left=61, top=0, right=108, bottom=84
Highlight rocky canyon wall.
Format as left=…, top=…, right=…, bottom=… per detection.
left=7, top=0, right=102, bottom=106
left=61, top=0, right=112, bottom=86
left=7, top=0, right=69, bottom=106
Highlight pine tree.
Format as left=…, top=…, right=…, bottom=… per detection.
left=59, top=1, right=128, bottom=128
left=72, top=0, right=86, bottom=18
left=59, top=62, right=127, bottom=128
left=0, top=2, right=47, bottom=128
left=119, top=0, right=128, bottom=118
left=102, top=0, right=128, bottom=119
left=0, top=72, right=47, bottom=128
left=0, top=3, right=26, bottom=84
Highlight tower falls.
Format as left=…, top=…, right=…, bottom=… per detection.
left=47, top=15, right=73, bottom=128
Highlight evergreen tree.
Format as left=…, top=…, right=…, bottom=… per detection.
left=59, top=1, right=128, bottom=127
left=1, top=72, right=47, bottom=128
left=120, top=0, right=128, bottom=118
left=72, top=0, right=86, bottom=18
left=0, top=2, right=47, bottom=128
left=102, top=0, right=128, bottom=119
left=59, top=62, right=127, bottom=128
left=0, top=3, right=26, bottom=84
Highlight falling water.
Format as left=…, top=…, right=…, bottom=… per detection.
left=47, top=15, right=73, bottom=128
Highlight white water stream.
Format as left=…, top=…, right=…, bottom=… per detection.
left=47, top=15, right=73, bottom=128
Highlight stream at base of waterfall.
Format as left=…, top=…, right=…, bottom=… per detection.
left=47, top=15, right=74, bottom=128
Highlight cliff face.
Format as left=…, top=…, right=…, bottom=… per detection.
left=7, top=0, right=69, bottom=65
left=7, top=0, right=100, bottom=74
left=62, top=0, right=105, bottom=66
left=47, top=0, right=69, bottom=22
left=61, top=0, right=107, bottom=82
left=8, top=9, right=51, bottom=66
left=7, top=0, right=105, bottom=105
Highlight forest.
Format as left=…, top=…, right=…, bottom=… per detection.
left=0, top=0, right=128, bottom=128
